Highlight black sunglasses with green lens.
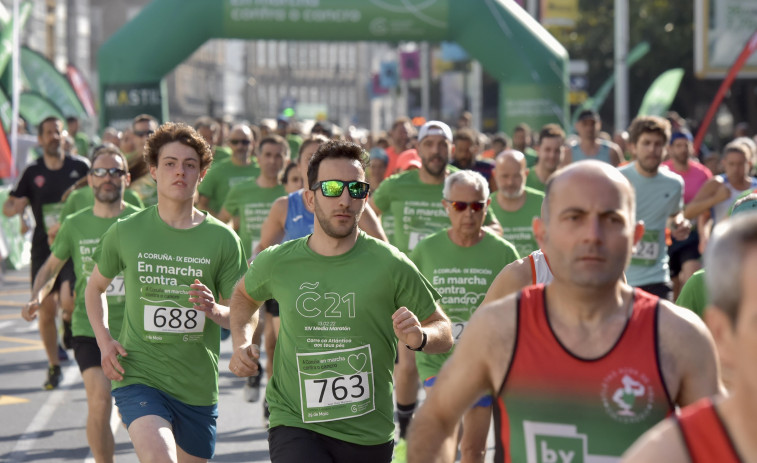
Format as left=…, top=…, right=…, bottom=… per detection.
left=311, top=180, right=370, bottom=199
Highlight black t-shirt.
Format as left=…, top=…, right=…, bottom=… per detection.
left=11, top=153, right=90, bottom=258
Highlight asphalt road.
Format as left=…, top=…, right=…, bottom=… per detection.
left=0, top=264, right=272, bottom=463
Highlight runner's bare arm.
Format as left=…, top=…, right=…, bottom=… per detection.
left=229, top=278, right=263, bottom=377
left=22, top=254, right=67, bottom=321
left=253, top=195, right=288, bottom=257
left=85, top=265, right=127, bottom=381
left=657, top=300, right=723, bottom=407
left=358, top=205, right=388, bottom=242
left=188, top=279, right=231, bottom=329
left=216, top=207, right=234, bottom=228
left=408, top=296, right=518, bottom=462
left=621, top=418, right=689, bottom=463
left=2, top=195, right=28, bottom=217
left=683, top=178, right=728, bottom=219
left=480, top=257, right=533, bottom=306
left=392, top=304, right=452, bottom=354
left=368, top=196, right=382, bottom=217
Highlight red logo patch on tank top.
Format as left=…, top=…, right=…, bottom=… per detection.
left=600, top=368, right=655, bottom=423
left=34, top=175, right=45, bottom=188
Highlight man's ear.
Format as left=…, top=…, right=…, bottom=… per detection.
left=304, top=189, right=315, bottom=213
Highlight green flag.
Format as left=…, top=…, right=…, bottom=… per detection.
left=18, top=47, right=87, bottom=120
left=19, top=91, right=64, bottom=129
left=637, top=68, right=685, bottom=117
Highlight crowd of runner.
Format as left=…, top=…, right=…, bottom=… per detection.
left=2, top=109, right=756, bottom=463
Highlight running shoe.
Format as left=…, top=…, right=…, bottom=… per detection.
left=43, top=365, right=62, bottom=390
left=392, top=438, right=408, bottom=463
left=62, top=320, right=73, bottom=350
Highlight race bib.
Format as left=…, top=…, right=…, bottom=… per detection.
left=631, top=230, right=660, bottom=267
left=140, top=285, right=205, bottom=342
left=297, top=345, right=375, bottom=423
left=408, top=232, right=427, bottom=251
left=452, top=321, right=468, bottom=344
left=42, top=202, right=64, bottom=233
left=106, top=275, right=125, bottom=296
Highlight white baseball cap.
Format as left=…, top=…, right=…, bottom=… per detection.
left=417, top=120, right=453, bottom=142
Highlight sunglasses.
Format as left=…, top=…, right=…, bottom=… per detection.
left=311, top=180, right=370, bottom=199
left=134, top=130, right=154, bottom=137
left=445, top=200, right=486, bottom=212
left=230, top=139, right=251, bottom=146
left=90, top=167, right=127, bottom=178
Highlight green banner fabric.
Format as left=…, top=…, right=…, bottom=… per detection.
left=0, top=185, right=30, bottom=269
left=19, top=47, right=87, bottom=121
left=637, top=68, right=685, bottom=117
left=0, top=86, right=12, bottom=132
left=101, top=81, right=163, bottom=130
left=19, top=91, right=65, bottom=130
left=0, top=1, right=31, bottom=80
left=223, top=0, right=449, bottom=40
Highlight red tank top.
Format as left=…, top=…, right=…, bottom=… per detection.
left=677, top=398, right=743, bottom=463
left=493, top=285, right=674, bottom=462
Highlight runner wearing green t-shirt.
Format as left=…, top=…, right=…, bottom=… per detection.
left=370, top=121, right=501, bottom=449
left=218, top=134, right=287, bottom=405
left=410, top=170, right=518, bottom=462
left=21, top=146, right=140, bottom=462
left=525, top=124, right=566, bottom=193
left=198, top=124, right=262, bottom=217
left=229, top=140, right=452, bottom=463
left=85, top=123, right=247, bottom=462
left=490, top=150, right=544, bottom=257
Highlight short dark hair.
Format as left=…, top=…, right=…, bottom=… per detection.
left=628, top=116, right=671, bottom=145
left=258, top=134, right=289, bottom=158
left=454, top=128, right=476, bottom=143
left=132, top=114, right=158, bottom=131
left=144, top=122, right=213, bottom=170
left=298, top=134, right=329, bottom=160
left=538, top=124, right=566, bottom=144
left=307, top=140, right=368, bottom=190
left=37, top=116, right=61, bottom=136
left=193, top=116, right=218, bottom=133
left=90, top=143, right=128, bottom=169
left=281, top=162, right=299, bottom=184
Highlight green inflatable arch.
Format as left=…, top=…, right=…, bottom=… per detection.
left=98, top=0, right=568, bottom=133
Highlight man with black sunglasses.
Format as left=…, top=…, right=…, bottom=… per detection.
left=410, top=170, right=519, bottom=462
left=22, top=145, right=140, bottom=461
left=198, top=124, right=264, bottom=217
left=229, top=140, right=453, bottom=463
left=3, top=116, right=90, bottom=389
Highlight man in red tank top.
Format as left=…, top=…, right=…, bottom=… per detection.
left=408, top=160, right=723, bottom=462
left=623, top=213, right=757, bottom=462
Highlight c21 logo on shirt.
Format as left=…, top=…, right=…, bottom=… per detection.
left=296, top=282, right=356, bottom=319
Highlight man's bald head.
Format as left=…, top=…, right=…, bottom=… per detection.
left=542, top=160, right=636, bottom=223
left=495, top=149, right=527, bottom=170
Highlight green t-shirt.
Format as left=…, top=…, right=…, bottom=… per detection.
left=525, top=168, right=546, bottom=192
left=244, top=232, right=440, bottom=445
left=372, top=168, right=495, bottom=254
left=410, top=229, right=518, bottom=381
left=213, top=146, right=231, bottom=164
left=489, top=188, right=544, bottom=258
left=52, top=205, right=142, bottom=338
left=523, top=147, right=539, bottom=168
left=675, top=269, right=707, bottom=319
left=94, top=206, right=247, bottom=405
left=60, top=186, right=144, bottom=222
left=198, top=158, right=260, bottom=213
left=222, top=180, right=285, bottom=256
left=620, top=163, right=684, bottom=286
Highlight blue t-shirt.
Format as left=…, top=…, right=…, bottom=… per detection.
left=282, top=189, right=314, bottom=242
left=620, top=163, right=684, bottom=286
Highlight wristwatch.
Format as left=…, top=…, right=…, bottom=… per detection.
left=406, top=330, right=428, bottom=352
